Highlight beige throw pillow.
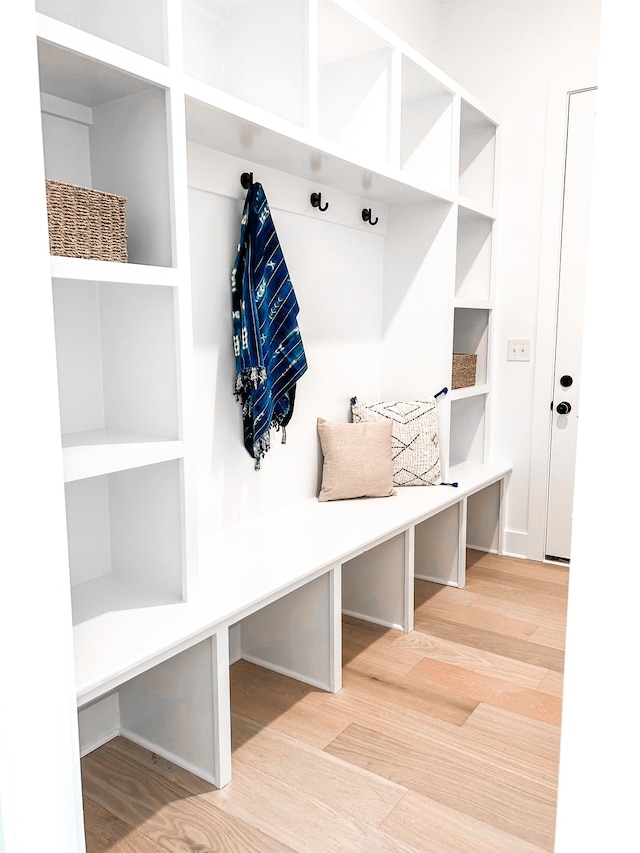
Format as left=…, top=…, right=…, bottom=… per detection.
left=317, top=418, right=396, bottom=502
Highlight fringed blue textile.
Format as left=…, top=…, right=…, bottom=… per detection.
left=231, top=182, right=308, bottom=468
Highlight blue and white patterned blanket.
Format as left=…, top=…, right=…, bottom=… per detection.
left=231, top=181, right=308, bottom=467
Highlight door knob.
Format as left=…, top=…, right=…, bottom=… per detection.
left=556, top=401, right=572, bottom=415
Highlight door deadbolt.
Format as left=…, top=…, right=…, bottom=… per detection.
left=556, top=401, right=572, bottom=415
left=560, top=375, right=573, bottom=387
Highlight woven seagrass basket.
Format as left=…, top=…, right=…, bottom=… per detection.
left=45, top=179, right=128, bottom=262
left=452, top=353, right=477, bottom=389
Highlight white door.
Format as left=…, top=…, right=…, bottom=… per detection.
left=545, top=87, right=597, bottom=562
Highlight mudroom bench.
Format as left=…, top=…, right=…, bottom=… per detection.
left=75, top=460, right=511, bottom=790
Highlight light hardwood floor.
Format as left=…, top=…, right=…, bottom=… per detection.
left=81, top=550, right=568, bottom=852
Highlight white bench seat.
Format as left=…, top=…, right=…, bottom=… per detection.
left=74, top=459, right=511, bottom=788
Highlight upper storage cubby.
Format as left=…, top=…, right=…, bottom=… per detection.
left=453, top=306, right=491, bottom=388
left=459, top=100, right=497, bottom=209
left=38, top=40, right=174, bottom=267
left=35, top=0, right=167, bottom=63
left=400, top=56, right=454, bottom=191
left=455, top=206, right=494, bottom=302
left=317, top=0, right=392, bottom=166
left=52, top=278, right=180, bottom=471
left=182, top=0, right=308, bottom=127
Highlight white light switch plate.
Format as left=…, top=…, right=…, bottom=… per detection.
left=507, top=338, right=531, bottom=361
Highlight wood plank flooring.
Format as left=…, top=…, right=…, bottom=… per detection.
left=81, top=550, right=568, bottom=852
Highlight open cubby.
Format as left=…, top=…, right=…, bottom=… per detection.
left=342, top=534, right=411, bottom=630
left=467, top=480, right=502, bottom=553
left=66, top=459, right=186, bottom=624
left=453, top=306, right=491, bottom=386
left=182, top=0, right=307, bottom=126
left=400, top=56, right=454, bottom=189
left=52, top=279, right=180, bottom=448
left=455, top=207, right=494, bottom=302
left=414, top=503, right=463, bottom=586
left=38, top=40, right=174, bottom=267
left=450, top=394, right=487, bottom=466
left=318, top=0, right=392, bottom=165
left=459, top=100, right=497, bottom=208
left=35, top=0, right=168, bottom=63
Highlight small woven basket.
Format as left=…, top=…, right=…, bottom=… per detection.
left=45, top=179, right=128, bottom=262
left=452, top=353, right=477, bottom=389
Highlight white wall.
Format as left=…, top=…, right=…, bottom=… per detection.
left=355, top=0, right=601, bottom=558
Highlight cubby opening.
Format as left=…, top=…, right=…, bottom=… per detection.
left=52, top=279, right=180, bottom=452
left=400, top=56, right=454, bottom=189
left=467, top=481, right=502, bottom=554
left=318, top=0, right=391, bottom=165
left=414, top=505, right=462, bottom=586
left=459, top=101, right=496, bottom=208
left=453, top=306, right=490, bottom=387
left=342, top=534, right=409, bottom=630
left=78, top=636, right=222, bottom=784
left=36, top=0, right=168, bottom=63
left=455, top=207, right=494, bottom=302
left=38, top=40, right=174, bottom=267
left=182, top=0, right=308, bottom=126
left=449, top=394, right=487, bottom=466
left=232, top=571, right=339, bottom=691
left=67, top=459, right=186, bottom=625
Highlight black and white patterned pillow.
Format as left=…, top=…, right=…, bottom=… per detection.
left=351, top=398, right=442, bottom=486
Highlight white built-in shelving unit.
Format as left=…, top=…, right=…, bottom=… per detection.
left=28, top=0, right=501, bottom=846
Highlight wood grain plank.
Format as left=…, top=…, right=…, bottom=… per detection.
left=414, top=580, right=541, bottom=641
left=83, top=798, right=164, bottom=853
left=467, top=549, right=569, bottom=587
left=231, top=713, right=407, bottom=826
left=403, top=656, right=562, bottom=726
left=325, top=723, right=557, bottom=850
left=393, top=626, right=554, bottom=688
left=460, top=703, right=562, bottom=784
left=230, top=659, right=350, bottom=748
left=537, top=669, right=564, bottom=697
left=529, top=622, right=567, bottom=650
left=380, top=789, right=551, bottom=853
left=411, top=611, right=565, bottom=671
left=82, top=739, right=294, bottom=853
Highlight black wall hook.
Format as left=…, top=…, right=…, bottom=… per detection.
left=362, top=208, right=378, bottom=226
left=310, top=192, right=329, bottom=212
left=240, top=171, right=253, bottom=190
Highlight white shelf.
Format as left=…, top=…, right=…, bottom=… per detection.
left=450, top=383, right=490, bottom=401
left=50, top=256, right=180, bottom=286
left=62, top=431, right=184, bottom=481
left=35, top=2, right=168, bottom=64
left=184, top=82, right=455, bottom=206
